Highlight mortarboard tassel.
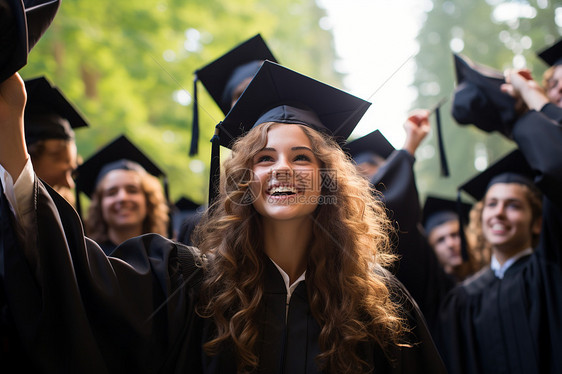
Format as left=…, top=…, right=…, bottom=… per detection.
left=457, top=189, right=469, bottom=262
left=162, top=175, right=174, bottom=239
left=189, top=74, right=200, bottom=156
left=435, top=106, right=450, bottom=177
left=208, top=125, right=221, bottom=206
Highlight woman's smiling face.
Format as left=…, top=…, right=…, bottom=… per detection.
left=250, top=124, right=322, bottom=223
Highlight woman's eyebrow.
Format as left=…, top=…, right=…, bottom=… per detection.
left=291, top=146, right=313, bottom=152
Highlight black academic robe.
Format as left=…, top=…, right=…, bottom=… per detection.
left=99, top=240, right=117, bottom=256
left=540, top=102, right=562, bottom=124
left=0, top=181, right=203, bottom=373
left=437, top=109, right=562, bottom=374
left=371, top=149, right=456, bottom=336
left=0, top=177, right=446, bottom=373
left=177, top=211, right=203, bottom=246
left=201, top=258, right=447, bottom=373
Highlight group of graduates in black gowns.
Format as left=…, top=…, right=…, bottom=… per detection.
left=1, top=5, right=447, bottom=373
left=2, top=1, right=562, bottom=373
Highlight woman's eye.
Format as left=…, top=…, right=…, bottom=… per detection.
left=256, top=155, right=274, bottom=163
left=294, top=154, right=311, bottom=162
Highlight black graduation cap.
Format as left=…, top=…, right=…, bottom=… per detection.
left=451, top=53, right=517, bottom=139
left=74, top=135, right=168, bottom=199
left=422, top=195, right=471, bottom=236
left=344, top=130, right=395, bottom=165
left=208, top=60, right=371, bottom=205
left=537, top=38, right=562, bottom=67
left=174, top=196, right=201, bottom=212
left=190, top=34, right=278, bottom=156
left=24, top=76, right=89, bottom=145
left=456, top=149, right=538, bottom=261
left=0, top=0, right=61, bottom=83
left=217, top=60, right=369, bottom=148
left=458, top=149, right=537, bottom=203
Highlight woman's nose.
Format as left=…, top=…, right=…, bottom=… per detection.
left=271, top=160, right=292, bottom=182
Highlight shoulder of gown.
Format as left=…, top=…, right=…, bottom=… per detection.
left=1, top=179, right=205, bottom=373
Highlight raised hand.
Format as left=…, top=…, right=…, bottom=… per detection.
left=402, top=109, right=430, bottom=156
left=0, top=73, right=28, bottom=181
left=501, top=68, right=549, bottom=113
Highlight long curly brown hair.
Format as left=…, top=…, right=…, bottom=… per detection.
left=467, top=183, right=542, bottom=263
left=193, top=122, right=408, bottom=373
left=85, top=169, right=169, bottom=243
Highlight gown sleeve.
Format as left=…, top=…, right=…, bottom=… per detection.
left=512, top=109, right=562, bottom=265
left=0, top=178, right=204, bottom=373
left=371, top=149, right=455, bottom=334
left=371, top=267, right=448, bottom=374
left=539, top=103, right=562, bottom=124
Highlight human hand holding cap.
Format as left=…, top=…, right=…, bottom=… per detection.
left=501, top=68, right=548, bottom=112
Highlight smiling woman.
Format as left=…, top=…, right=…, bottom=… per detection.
left=190, top=61, right=446, bottom=373
left=250, top=124, right=322, bottom=225
left=75, top=135, right=170, bottom=255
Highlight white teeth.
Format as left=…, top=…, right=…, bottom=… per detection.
left=269, top=185, right=297, bottom=194
left=491, top=223, right=506, bottom=231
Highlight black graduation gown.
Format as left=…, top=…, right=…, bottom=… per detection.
left=0, top=181, right=204, bottom=373
left=371, top=149, right=456, bottom=336
left=437, top=109, right=562, bottom=374
left=200, top=259, right=447, bottom=373
left=0, top=176, right=446, bottom=373
left=99, top=240, right=117, bottom=256
left=540, top=102, right=562, bottom=124
left=177, top=211, right=203, bottom=246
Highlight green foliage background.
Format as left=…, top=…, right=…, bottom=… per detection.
left=21, top=0, right=562, bottom=209
left=411, top=0, right=561, bottom=204
left=21, top=0, right=342, bottom=207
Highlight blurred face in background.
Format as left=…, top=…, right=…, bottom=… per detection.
left=99, top=169, right=147, bottom=233
left=428, top=219, right=463, bottom=274
left=355, top=154, right=386, bottom=181
left=30, top=138, right=78, bottom=205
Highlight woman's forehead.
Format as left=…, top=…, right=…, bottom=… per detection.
left=101, top=169, right=142, bottom=186
left=263, top=124, right=311, bottom=147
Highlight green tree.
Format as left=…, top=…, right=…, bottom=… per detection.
left=411, top=0, right=561, bottom=203
left=21, top=0, right=342, bottom=209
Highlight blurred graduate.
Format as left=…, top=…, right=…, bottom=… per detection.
left=437, top=53, right=562, bottom=374
left=74, top=135, right=170, bottom=255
